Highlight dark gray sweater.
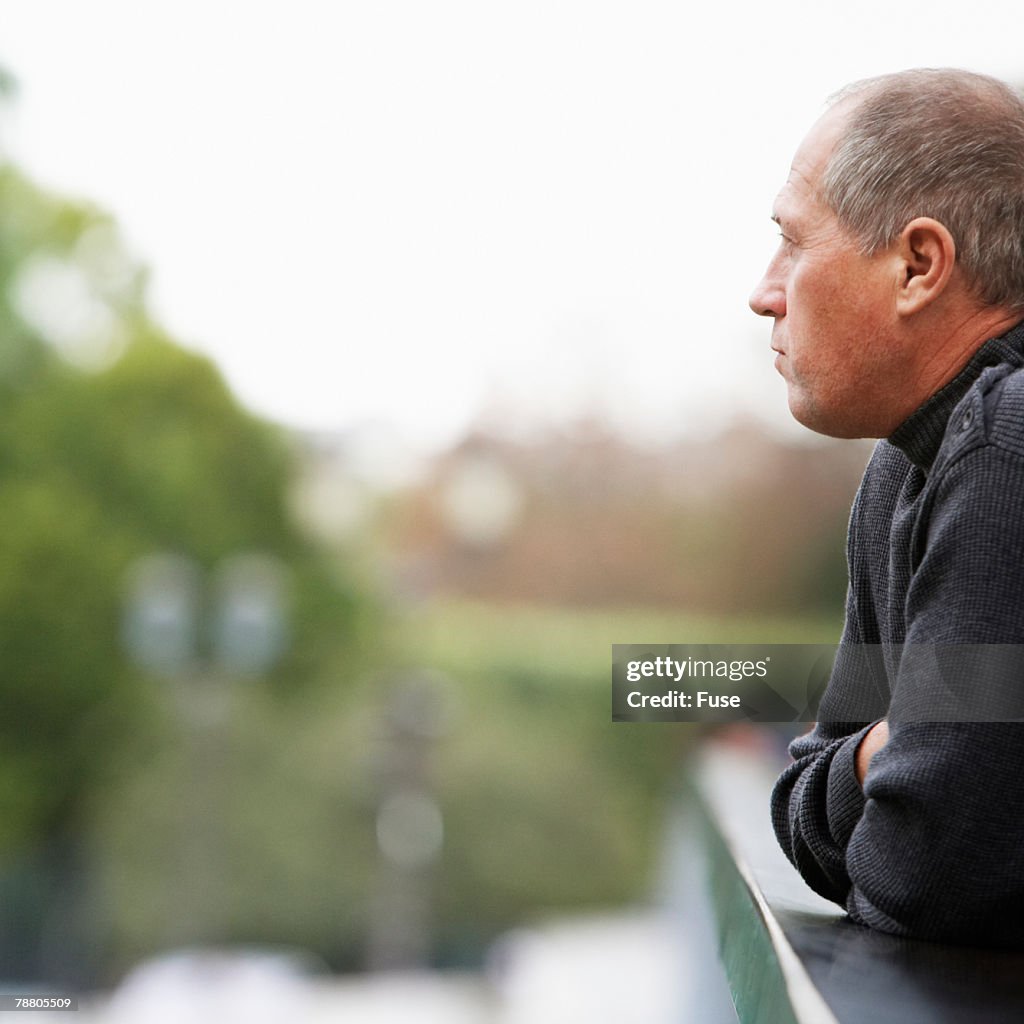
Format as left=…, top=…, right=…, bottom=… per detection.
left=771, top=319, right=1024, bottom=947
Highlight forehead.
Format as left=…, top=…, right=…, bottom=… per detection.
left=772, top=102, right=855, bottom=225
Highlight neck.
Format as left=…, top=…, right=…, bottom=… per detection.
left=907, top=300, right=1022, bottom=410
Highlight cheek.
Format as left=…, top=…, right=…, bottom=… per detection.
left=789, top=261, right=869, bottom=349
left=784, top=277, right=833, bottom=353
left=792, top=260, right=847, bottom=314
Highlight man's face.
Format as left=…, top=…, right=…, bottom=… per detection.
left=749, top=103, right=901, bottom=438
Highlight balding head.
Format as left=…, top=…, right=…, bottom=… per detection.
left=820, top=68, right=1024, bottom=312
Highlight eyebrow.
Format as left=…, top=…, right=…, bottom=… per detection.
left=771, top=211, right=798, bottom=237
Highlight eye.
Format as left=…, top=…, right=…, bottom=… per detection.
left=776, top=230, right=798, bottom=253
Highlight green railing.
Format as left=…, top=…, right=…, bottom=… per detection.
left=692, top=743, right=1024, bottom=1024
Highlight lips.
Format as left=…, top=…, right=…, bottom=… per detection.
left=770, top=326, right=785, bottom=357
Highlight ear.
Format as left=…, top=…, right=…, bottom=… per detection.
left=895, top=217, right=957, bottom=317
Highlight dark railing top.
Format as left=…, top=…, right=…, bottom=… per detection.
left=695, top=742, right=1024, bottom=1024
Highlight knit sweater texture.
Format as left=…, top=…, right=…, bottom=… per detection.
left=771, top=319, right=1024, bottom=947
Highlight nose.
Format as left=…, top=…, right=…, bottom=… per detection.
left=749, top=264, right=786, bottom=319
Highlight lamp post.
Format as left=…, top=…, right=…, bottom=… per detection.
left=365, top=671, right=451, bottom=971
left=122, top=551, right=288, bottom=944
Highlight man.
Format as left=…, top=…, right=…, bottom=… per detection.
left=749, top=68, right=1024, bottom=947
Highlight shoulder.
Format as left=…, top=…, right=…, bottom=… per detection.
left=918, top=364, right=1024, bottom=572
left=984, top=363, right=1024, bottom=457
left=933, top=363, right=1024, bottom=476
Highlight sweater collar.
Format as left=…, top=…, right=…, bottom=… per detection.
left=888, top=320, right=1024, bottom=471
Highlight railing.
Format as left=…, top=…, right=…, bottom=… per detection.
left=692, top=741, right=1024, bottom=1024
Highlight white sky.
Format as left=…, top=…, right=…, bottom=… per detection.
left=1, top=1, right=1022, bottom=452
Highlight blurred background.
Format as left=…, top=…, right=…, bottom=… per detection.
left=0, top=2, right=1018, bottom=1019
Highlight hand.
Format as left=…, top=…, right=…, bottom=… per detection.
left=855, top=719, right=890, bottom=786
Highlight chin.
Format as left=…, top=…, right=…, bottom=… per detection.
left=788, top=394, right=866, bottom=439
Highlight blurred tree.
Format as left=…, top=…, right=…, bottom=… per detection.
left=385, top=423, right=865, bottom=614
left=0, top=162, right=373, bottom=981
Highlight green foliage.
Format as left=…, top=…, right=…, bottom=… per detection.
left=0, top=164, right=373, bottom=869
left=90, top=684, right=379, bottom=974
left=0, top=472, right=137, bottom=847
left=84, top=597, right=833, bottom=975
left=399, top=600, right=837, bottom=956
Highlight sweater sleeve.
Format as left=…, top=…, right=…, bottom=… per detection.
left=770, top=719, right=874, bottom=904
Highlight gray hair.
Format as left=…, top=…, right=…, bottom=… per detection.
left=821, top=68, right=1024, bottom=311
